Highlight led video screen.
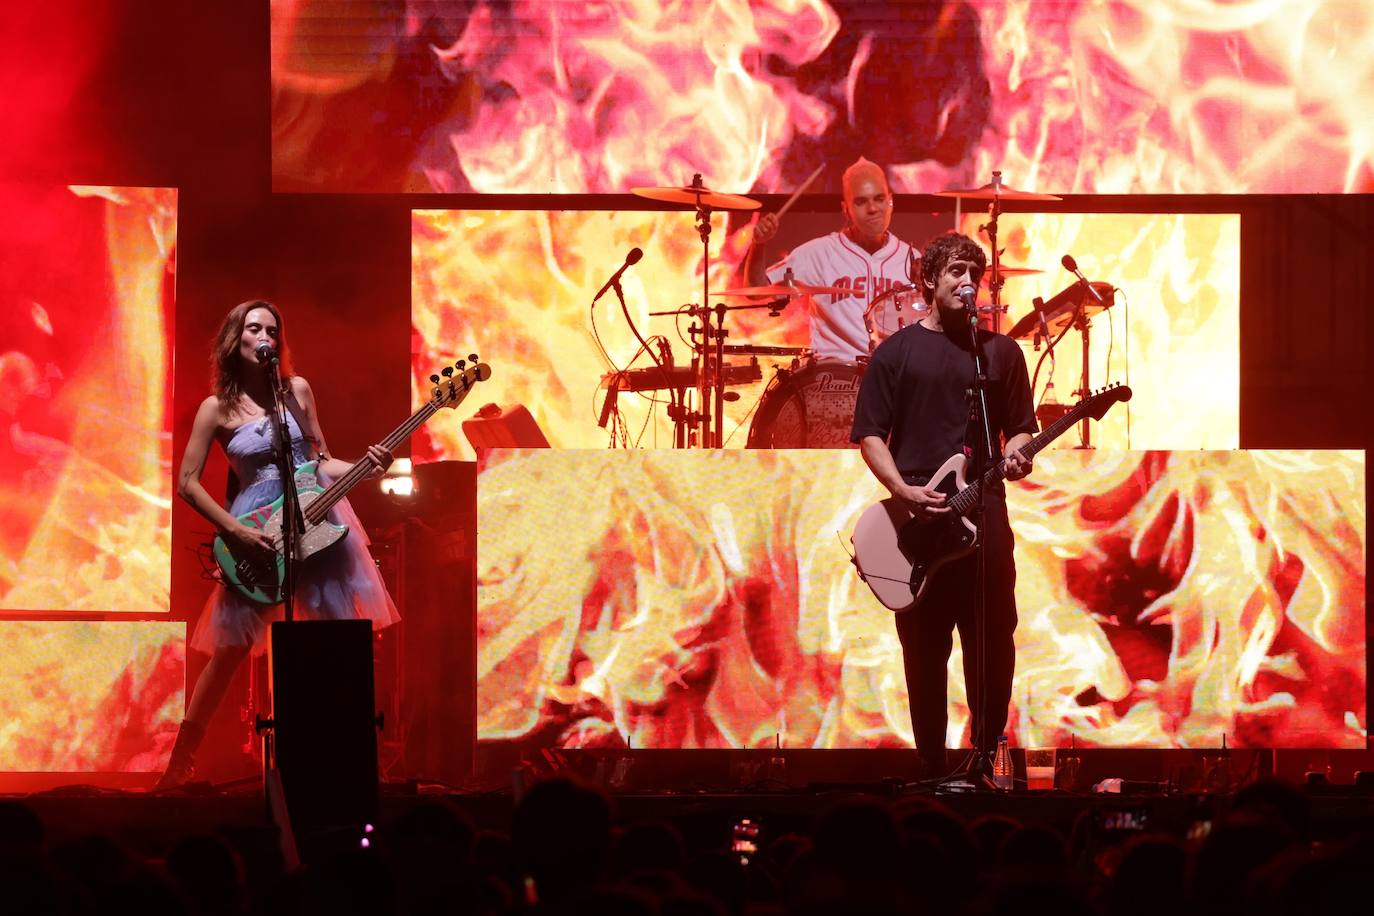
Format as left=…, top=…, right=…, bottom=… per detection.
left=413, top=209, right=1237, bottom=457
left=477, top=449, right=1365, bottom=750
left=274, top=0, right=1372, bottom=193
left=0, top=621, right=184, bottom=771
left=0, top=185, right=175, bottom=613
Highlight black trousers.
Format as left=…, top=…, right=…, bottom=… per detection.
left=893, top=493, right=1018, bottom=772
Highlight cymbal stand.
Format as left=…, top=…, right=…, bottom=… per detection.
left=979, top=171, right=1006, bottom=335
left=1073, top=304, right=1093, bottom=448
left=690, top=175, right=728, bottom=448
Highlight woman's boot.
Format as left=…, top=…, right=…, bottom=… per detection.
left=154, top=719, right=205, bottom=790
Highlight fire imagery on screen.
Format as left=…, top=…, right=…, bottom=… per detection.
left=0, top=184, right=180, bottom=773
left=477, top=449, right=1365, bottom=751
left=412, top=209, right=1237, bottom=458
left=274, top=1, right=1372, bottom=194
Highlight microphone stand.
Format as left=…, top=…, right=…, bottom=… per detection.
left=947, top=299, right=1000, bottom=791
left=265, top=356, right=304, bottom=621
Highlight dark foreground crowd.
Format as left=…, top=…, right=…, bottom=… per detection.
left=1, top=777, right=1369, bottom=916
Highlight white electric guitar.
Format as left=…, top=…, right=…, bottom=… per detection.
left=851, top=384, right=1131, bottom=612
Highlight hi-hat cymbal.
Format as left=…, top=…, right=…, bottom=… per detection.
left=713, top=281, right=853, bottom=298
left=632, top=185, right=761, bottom=211
left=934, top=182, right=1061, bottom=201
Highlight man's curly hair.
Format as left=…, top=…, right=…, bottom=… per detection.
left=920, top=232, right=987, bottom=298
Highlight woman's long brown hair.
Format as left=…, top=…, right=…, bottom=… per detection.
left=211, top=300, right=295, bottom=418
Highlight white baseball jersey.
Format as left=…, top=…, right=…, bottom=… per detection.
left=768, top=231, right=920, bottom=361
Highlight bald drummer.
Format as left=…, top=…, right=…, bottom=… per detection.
left=743, top=157, right=919, bottom=362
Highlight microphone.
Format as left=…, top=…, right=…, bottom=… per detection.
left=593, top=247, right=644, bottom=303
left=1061, top=254, right=1107, bottom=305
left=254, top=342, right=278, bottom=363
left=956, top=284, right=977, bottom=310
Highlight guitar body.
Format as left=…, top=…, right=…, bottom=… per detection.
left=850, top=453, right=978, bottom=612
left=212, top=461, right=350, bottom=606
left=850, top=383, right=1132, bottom=613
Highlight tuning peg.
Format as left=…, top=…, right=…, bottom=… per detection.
left=455, top=359, right=466, bottom=371
left=468, top=353, right=479, bottom=364
left=442, top=366, right=454, bottom=378
left=429, top=374, right=440, bottom=384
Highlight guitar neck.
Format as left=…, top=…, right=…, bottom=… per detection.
left=303, top=399, right=441, bottom=524
left=949, top=399, right=1096, bottom=516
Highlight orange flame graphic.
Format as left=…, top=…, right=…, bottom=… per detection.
left=0, top=621, right=184, bottom=771
left=275, top=1, right=1371, bottom=192
left=413, top=209, right=1236, bottom=456
left=0, top=186, right=175, bottom=613
left=477, top=449, right=1364, bottom=749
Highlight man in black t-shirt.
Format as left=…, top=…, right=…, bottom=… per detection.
left=850, top=231, right=1037, bottom=779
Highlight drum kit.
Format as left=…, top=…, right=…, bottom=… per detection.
left=609, top=170, right=1109, bottom=449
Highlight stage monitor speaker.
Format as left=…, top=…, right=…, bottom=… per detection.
left=269, top=619, right=379, bottom=835
left=462, top=402, right=550, bottom=448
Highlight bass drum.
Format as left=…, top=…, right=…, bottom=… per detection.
left=746, top=359, right=866, bottom=449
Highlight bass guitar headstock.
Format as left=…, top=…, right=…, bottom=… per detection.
left=429, top=354, right=493, bottom=409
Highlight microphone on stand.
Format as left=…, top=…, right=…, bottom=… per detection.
left=254, top=342, right=278, bottom=364
left=593, top=247, right=644, bottom=303
left=956, top=284, right=978, bottom=329
left=1061, top=254, right=1107, bottom=305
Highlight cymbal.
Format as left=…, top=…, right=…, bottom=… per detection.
left=934, top=181, right=1061, bottom=202
left=982, top=266, right=1042, bottom=282
left=712, top=281, right=853, bottom=298
left=632, top=185, right=761, bottom=211
left=1006, top=281, right=1115, bottom=341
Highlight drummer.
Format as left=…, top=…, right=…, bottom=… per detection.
left=743, top=157, right=919, bottom=362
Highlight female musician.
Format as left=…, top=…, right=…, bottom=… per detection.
left=157, top=300, right=399, bottom=788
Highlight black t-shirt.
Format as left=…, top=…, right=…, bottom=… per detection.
left=850, top=322, right=1038, bottom=478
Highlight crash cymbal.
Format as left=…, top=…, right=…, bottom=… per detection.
left=934, top=182, right=1061, bottom=202
left=712, top=281, right=853, bottom=298
left=632, top=185, right=761, bottom=210
left=982, top=266, right=1043, bottom=282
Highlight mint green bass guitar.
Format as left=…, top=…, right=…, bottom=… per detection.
left=213, top=358, right=491, bottom=604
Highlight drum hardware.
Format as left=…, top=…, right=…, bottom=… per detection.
left=935, top=172, right=1062, bottom=334
left=634, top=174, right=761, bottom=447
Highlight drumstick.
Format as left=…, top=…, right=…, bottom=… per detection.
left=774, top=164, right=825, bottom=220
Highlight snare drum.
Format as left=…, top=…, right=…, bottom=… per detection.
left=746, top=359, right=865, bottom=449
left=864, top=284, right=928, bottom=351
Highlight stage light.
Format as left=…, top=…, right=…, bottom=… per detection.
left=380, top=458, right=414, bottom=497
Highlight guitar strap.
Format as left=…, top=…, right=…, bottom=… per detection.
left=281, top=389, right=314, bottom=452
